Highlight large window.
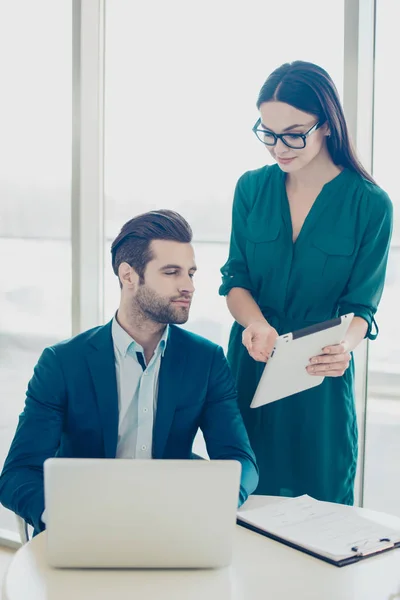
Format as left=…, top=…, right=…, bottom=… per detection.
left=104, top=0, right=344, bottom=346
left=363, top=0, right=400, bottom=517
left=3, top=0, right=397, bottom=543
left=103, top=0, right=344, bottom=461
left=0, top=2, right=71, bottom=534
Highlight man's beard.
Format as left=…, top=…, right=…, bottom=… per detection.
left=134, top=284, right=190, bottom=325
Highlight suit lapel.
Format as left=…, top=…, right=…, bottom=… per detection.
left=86, top=322, right=119, bottom=458
left=153, top=327, right=186, bottom=458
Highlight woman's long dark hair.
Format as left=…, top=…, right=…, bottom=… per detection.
left=257, top=61, right=375, bottom=183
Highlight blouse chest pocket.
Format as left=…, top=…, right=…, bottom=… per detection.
left=245, top=220, right=280, bottom=244
left=246, top=217, right=280, bottom=243
left=245, top=208, right=281, bottom=245
left=244, top=220, right=281, bottom=288
left=310, top=232, right=356, bottom=295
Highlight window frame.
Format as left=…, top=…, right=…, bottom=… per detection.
left=0, top=0, right=376, bottom=546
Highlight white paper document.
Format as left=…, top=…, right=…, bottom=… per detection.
left=238, top=495, right=400, bottom=563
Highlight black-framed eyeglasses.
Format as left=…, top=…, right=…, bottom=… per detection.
left=252, top=118, right=322, bottom=149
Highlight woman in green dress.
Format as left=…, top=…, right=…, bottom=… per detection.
left=219, top=61, right=392, bottom=505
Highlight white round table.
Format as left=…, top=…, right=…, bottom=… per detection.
left=3, top=496, right=400, bottom=600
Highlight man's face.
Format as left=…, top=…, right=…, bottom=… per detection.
left=133, top=240, right=196, bottom=325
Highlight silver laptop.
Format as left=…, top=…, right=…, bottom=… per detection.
left=44, top=458, right=241, bottom=569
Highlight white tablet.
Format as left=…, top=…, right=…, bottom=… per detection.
left=250, top=313, right=354, bottom=409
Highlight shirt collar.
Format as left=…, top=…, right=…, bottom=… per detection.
left=112, top=315, right=169, bottom=358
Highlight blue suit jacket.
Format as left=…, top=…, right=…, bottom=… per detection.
left=0, top=322, right=258, bottom=533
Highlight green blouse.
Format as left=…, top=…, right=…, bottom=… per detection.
left=220, top=164, right=392, bottom=504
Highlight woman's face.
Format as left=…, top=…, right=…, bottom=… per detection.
left=258, top=101, right=329, bottom=173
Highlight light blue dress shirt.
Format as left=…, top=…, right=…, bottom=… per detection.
left=112, top=317, right=169, bottom=459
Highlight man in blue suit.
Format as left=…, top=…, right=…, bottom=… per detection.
left=0, top=210, right=258, bottom=534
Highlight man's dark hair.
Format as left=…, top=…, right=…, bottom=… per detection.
left=111, top=209, right=193, bottom=284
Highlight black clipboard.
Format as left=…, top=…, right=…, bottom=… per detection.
left=237, top=518, right=400, bottom=567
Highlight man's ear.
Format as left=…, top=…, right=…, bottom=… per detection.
left=118, top=262, right=139, bottom=289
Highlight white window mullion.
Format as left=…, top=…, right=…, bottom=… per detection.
left=343, top=0, right=376, bottom=507
left=72, top=0, right=105, bottom=334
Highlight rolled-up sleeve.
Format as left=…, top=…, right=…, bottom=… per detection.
left=339, top=188, right=393, bottom=340
left=219, top=173, right=254, bottom=296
